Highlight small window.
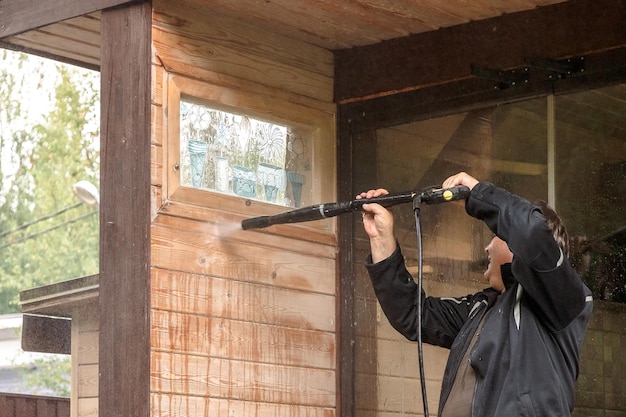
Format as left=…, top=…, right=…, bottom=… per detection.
left=165, top=75, right=336, bottom=232
left=179, top=100, right=310, bottom=208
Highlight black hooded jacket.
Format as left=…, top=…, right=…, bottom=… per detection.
left=366, top=182, right=593, bottom=417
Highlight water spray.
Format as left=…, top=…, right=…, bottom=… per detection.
left=241, top=185, right=470, bottom=230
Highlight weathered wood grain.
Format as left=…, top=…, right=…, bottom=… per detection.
left=0, top=393, right=70, bottom=417
left=77, top=398, right=98, bottom=417
left=150, top=393, right=335, bottom=417
left=6, top=30, right=100, bottom=67
left=76, top=330, right=99, bottom=365
left=156, top=196, right=338, bottom=245
left=151, top=269, right=335, bottom=332
left=0, top=0, right=115, bottom=38
left=152, top=0, right=333, bottom=78
left=156, top=0, right=566, bottom=50
left=99, top=4, right=152, bottom=417
left=151, top=351, right=336, bottom=406
left=152, top=28, right=333, bottom=103
left=151, top=216, right=336, bottom=294
left=151, top=309, right=335, bottom=369
left=78, top=364, right=99, bottom=398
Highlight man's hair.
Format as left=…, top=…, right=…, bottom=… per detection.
left=535, top=200, right=570, bottom=258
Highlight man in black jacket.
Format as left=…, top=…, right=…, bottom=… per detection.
left=358, top=172, right=592, bottom=417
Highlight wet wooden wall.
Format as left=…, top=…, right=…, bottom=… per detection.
left=149, top=1, right=338, bottom=415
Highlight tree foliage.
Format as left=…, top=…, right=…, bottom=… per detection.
left=20, top=355, right=71, bottom=397
left=0, top=51, right=100, bottom=313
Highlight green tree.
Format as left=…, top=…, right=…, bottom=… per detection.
left=20, top=355, right=71, bottom=397
left=0, top=51, right=100, bottom=313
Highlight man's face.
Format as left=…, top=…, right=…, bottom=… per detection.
left=484, top=236, right=513, bottom=292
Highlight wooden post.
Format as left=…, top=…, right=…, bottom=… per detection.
left=99, top=2, right=151, bottom=417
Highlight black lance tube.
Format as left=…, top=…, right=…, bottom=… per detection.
left=241, top=185, right=470, bottom=230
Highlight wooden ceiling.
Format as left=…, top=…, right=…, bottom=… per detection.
left=178, top=0, right=568, bottom=50
left=0, top=0, right=567, bottom=70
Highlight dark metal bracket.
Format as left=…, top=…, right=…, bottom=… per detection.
left=525, top=56, right=585, bottom=79
left=470, top=64, right=530, bottom=90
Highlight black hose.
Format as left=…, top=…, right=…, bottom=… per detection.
left=413, top=199, right=430, bottom=417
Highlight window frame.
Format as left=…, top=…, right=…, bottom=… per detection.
left=165, top=74, right=337, bottom=233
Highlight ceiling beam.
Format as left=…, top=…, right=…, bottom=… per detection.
left=340, top=47, right=626, bottom=133
left=0, top=0, right=141, bottom=39
left=334, top=0, right=626, bottom=103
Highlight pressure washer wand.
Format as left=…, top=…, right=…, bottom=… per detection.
left=241, top=185, right=469, bottom=230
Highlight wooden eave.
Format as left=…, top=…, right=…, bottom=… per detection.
left=19, top=274, right=99, bottom=355
left=0, top=0, right=583, bottom=73
left=0, top=0, right=134, bottom=39
left=20, top=274, right=99, bottom=318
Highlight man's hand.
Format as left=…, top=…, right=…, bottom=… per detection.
left=357, top=189, right=397, bottom=263
left=442, top=172, right=479, bottom=191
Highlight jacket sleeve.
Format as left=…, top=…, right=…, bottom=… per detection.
left=465, top=182, right=586, bottom=331
left=366, top=245, right=480, bottom=349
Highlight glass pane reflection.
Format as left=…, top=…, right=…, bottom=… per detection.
left=352, top=83, right=626, bottom=416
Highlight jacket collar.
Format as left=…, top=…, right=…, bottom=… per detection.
left=501, top=263, right=515, bottom=290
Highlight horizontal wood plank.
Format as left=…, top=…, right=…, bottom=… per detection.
left=77, top=330, right=99, bottom=365
left=154, top=206, right=336, bottom=255
left=150, top=393, right=335, bottom=417
left=154, top=0, right=565, bottom=50
left=151, top=216, right=336, bottom=294
left=78, top=364, right=99, bottom=398
left=151, top=268, right=335, bottom=332
left=151, top=309, right=335, bottom=369
left=152, top=28, right=333, bottom=102
left=5, top=32, right=100, bottom=67
left=77, top=397, right=98, bottom=417
left=152, top=0, right=333, bottom=78
left=157, top=197, right=338, bottom=245
left=151, top=351, right=336, bottom=407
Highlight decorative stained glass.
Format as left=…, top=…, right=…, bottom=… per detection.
left=179, top=99, right=309, bottom=207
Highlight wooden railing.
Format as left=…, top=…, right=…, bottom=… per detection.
left=0, top=392, right=69, bottom=417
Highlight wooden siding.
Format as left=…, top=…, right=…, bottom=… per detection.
left=151, top=0, right=334, bottom=103
left=74, top=310, right=100, bottom=417
left=0, top=393, right=70, bottom=417
left=149, top=1, right=338, bottom=416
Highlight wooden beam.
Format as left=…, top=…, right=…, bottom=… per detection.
left=99, top=2, right=151, bottom=417
left=20, top=274, right=99, bottom=318
left=334, top=0, right=626, bottom=102
left=336, top=109, right=355, bottom=417
left=341, top=48, right=626, bottom=133
left=0, top=0, right=137, bottom=39
left=21, top=314, right=72, bottom=355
